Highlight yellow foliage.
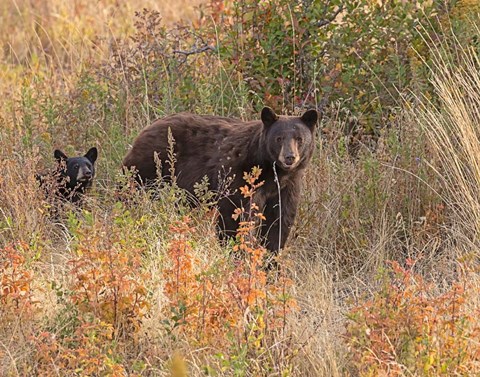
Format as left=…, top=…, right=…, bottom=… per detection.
left=170, top=352, right=188, bottom=377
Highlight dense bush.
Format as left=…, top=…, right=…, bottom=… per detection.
left=347, top=260, right=480, bottom=376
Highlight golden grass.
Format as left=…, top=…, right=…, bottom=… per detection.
left=417, top=37, right=480, bottom=241
left=0, top=0, right=203, bottom=109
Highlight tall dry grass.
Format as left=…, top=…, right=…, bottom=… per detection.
left=0, top=0, right=204, bottom=113
left=417, top=37, right=480, bottom=243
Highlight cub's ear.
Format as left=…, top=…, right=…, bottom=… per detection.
left=261, top=107, right=279, bottom=128
left=85, top=147, right=98, bottom=163
left=54, top=149, right=68, bottom=162
left=35, top=173, right=44, bottom=186
left=301, top=109, right=319, bottom=129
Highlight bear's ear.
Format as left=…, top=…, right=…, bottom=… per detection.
left=54, top=149, right=68, bottom=163
left=85, top=147, right=98, bottom=163
left=261, top=107, right=279, bottom=128
left=301, top=109, right=319, bottom=129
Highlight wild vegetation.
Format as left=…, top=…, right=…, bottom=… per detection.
left=1, top=0, right=480, bottom=375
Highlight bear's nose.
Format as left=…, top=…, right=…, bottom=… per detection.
left=284, top=155, right=295, bottom=166
left=84, top=170, right=92, bottom=177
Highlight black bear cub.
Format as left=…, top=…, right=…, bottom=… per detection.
left=37, top=147, right=98, bottom=203
left=123, top=107, right=318, bottom=254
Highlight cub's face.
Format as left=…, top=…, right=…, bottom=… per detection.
left=262, top=107, right=318, bottom=171
left=54, top=147, right=98, bottom=187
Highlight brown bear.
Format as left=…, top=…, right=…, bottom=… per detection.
left=122, top=107, right=318, bottom=253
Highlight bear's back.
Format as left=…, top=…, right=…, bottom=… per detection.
left=123, top=113, right=262, bottom=192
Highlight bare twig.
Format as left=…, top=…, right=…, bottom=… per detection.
left=272, top=161, right=282, bottom=251
left=172, top=45, right=215, bottom=58
left=317, top=5, right=344, bottom=28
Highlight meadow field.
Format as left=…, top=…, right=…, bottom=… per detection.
left=2, top=0, right=480, bottom=375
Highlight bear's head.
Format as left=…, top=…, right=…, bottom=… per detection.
left=54, top=147, right=98, bottom=189
left=261, top=107, right=318, bottom=171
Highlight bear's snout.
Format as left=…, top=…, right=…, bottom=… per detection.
left=277, top=138, right=300, bottom=169
left=284, top=154, right=296, bottom=166
left=77, top=167, right=93, bottom=181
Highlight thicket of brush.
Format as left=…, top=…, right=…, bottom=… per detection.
left=2, top=0, right=480, bottom=375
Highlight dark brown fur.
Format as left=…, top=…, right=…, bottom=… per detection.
left=122, top=107, right=318, bottom=253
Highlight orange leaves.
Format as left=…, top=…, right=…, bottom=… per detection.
left=68, top=233, right=150, bottom=337
left=32, top=207, right=151, bottom=375
left=163, top=216, right=199, bottom=309
left=347, top=260, right=480, bottom=376
left=0, top=241, right=36, bottom=319
left=239, top=185, right=252, bottom=198
left=239, top=167, right=265, bottom=199
left=34, top=320, right=129, bottom=377
left=162, top=167, right=297, bottom=354
left=163, top=216, right=239, bottom=342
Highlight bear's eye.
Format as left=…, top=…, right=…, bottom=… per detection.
left=74, top=164, right=79, bottom=170
left=276, top=136, right=283, bottom=143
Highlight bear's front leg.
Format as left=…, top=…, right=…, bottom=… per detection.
left=262, top=180, right=300, bottom=253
